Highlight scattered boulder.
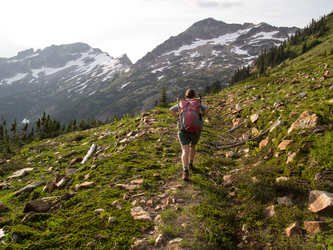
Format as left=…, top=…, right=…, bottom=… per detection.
left=56, top=176, right=71, bottom=188
left=7, top=168, right=34, bottom=180
left=115, top=184, right=140, bottom=192
left=250, top=114, right=260, bottom=123
left=108, top=217, right=117, bottom=223
left=130, top=206, right=152, bottom=222
left=286, top=152, right=297, bottom=164
left=23, top=200, right=50, bottom=213
left=288, top=111, right=320, bottom=134
left=43, top=180, right=58, bottom=193
left=131, top=239, right=150, bottom=250
left=69, top=157, right=83, bottom=167
left=259, top=137, right=269, bottom=149
left=315, top=172, right=323, bottom=181
left=304, top=221, right=327, bottom=234
left=155, top=233, right=164, bottom=246
left=94, top=208, right=104, bottom=213
left=277, top=140, right=293, bottom=150
left=223, top=175, right=233, bottom=185
left=0, top=228, right=8, bottom=240
left=298, top=92, right=307, bottom=98
left=263, top=148, right=274, bottom=160
left=61, top=191, right=76, bottom=201
left=309, top=190, right=333, bottom=213
left=75, top=181, right=94, bottom=191
left=276, top=176, right=289, bottom=182
left=264, top=205, right=276, bottom=217
left=286, top=222, right=301, bottom=237
left=66, top=168, right=78, bottom=176
left=169, top=238, right=183, bottom=244
left=14, top=181, right=44, bottom=196
left=112, top=200, right=124, bottom=210
left=277, top=196, right=294, bottom=207
left=269, top=120, right=286, bottom=132
left=131, top=179, right=144, bottom=185
left=226, top=151, right=235, bottom=158
left=0, top=182, right=7, bottom=190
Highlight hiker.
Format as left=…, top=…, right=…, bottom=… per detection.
left=169, top=89, right=210, bottom=181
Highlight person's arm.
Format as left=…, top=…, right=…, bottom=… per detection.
left=170, top=109, right=178, bottom=119
left=202, top=107, right=210, bottom=117
left=169, top=105, right=179, bottom=119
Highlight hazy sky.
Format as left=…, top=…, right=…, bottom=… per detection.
left=0, top=0, right=332, bottom=63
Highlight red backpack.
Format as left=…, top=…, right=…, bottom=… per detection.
left=178, top=99, right=202, bottom=133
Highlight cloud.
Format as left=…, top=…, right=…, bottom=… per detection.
left=196, top=0, right=242, bottom=8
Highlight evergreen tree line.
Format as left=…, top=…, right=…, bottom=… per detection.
left=0, top=112, right=109, bottom=155
left=203, top=80, right=223, bottom=94
left=229, top=14, right=328, bottom=85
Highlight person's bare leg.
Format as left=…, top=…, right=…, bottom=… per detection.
left=181, top=145, right=190, bottom=170
left=181, top=145, right=190, bottom=180
left=189, top=144, right=196, bottom=170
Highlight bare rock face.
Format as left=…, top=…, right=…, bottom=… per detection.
left=288, top=111, right=320, bottom=134
left=308, top=190, right=333, bottom=213
left=23, top=200, right=50, bottom=213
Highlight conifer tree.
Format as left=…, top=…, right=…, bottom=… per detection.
left=21, top=122, right=29, bottom=141
left=159, top=82, right=168, bottom=108
left=10, top=119, right=18, bottom=137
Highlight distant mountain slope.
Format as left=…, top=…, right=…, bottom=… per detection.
left=0, top=43, right=132, bottom=123
left=97, top=18, right=297, bottom=119
left=0, top=19, right=297, bottom=125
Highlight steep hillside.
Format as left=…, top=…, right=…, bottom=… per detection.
left=0, top=15, right=333, bottom=249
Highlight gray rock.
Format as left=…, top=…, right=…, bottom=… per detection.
left=14, top=181, right=44, bottom=196
left=7, top=168, right=34, bottom=180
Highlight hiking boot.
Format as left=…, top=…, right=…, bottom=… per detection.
left=189, top=163, right=194, bottom=171
left=182, top=170, right=189, bottom=181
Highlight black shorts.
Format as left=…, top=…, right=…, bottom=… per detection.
left=178, top=131, right=201, bottom=145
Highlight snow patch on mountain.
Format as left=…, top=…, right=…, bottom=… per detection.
left=1, top=73, right=28, bottom=85
left=1, top=48, right=127, bottom=87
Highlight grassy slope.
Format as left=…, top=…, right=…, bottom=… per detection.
left=1, top=15, right=333, bottom=250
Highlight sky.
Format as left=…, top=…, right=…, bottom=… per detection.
left=0, top=0, right=332, bottom=63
